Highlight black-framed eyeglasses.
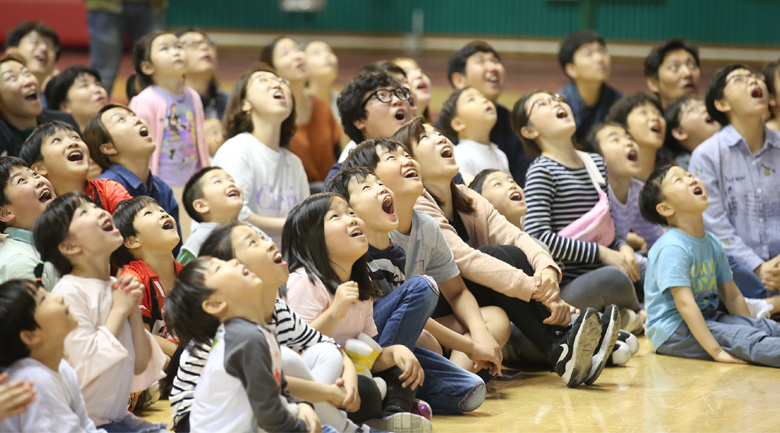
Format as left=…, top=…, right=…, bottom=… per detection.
left=527, top=93, right=566, bottom=117
left=361, top=87, right=411, bottom=108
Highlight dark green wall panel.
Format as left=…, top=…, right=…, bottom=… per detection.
left=167, top=0, right=780, bottom=46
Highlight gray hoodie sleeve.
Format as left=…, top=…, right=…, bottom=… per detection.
left=223, top=318, right=308, bottom=433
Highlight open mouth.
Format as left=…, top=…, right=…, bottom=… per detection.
left=101, top=218, right=115, bottom=232
left=440, top=146, right=453, bottom=158
left=381, top=195, right=395, bottom=215
left=273, top=90, right=285, bottom=100
left=486, top=105, right=495, bottom=113
left=38, top=188, right=52, bottom=203
left=162, top=218, right=175, bottom=230
left=650, top=124, right=662, bottom=134
left=402, top=167, right=418, bottom=179
left=555, top=107, right=568, bottom=119
left=394, top=109, right=407, bottom=122
left=416, top=82, right=429, bottom=92
left=67, top=149, right=84, bottom=163
left=486, top=75, right=499, bottom=83
left=509, top=191, right=523, bottom=202
left=139, top=126, right=149, bottom=138
left=705, top=115, right=716, bottom=124
left=627, top=149, right=639, bottom=162
left=24, top=90, right=39, bottom=102
left=226, top=188, right=241, bottom=198
left=750, top=86, right=764, bottom=99
left=272, top=250, right=285, bottom=264
left=683, top=82, right=696, bottom=91
left=349, top=227, right=363, bottom=238
left=693, top=186, right=704, bottom=196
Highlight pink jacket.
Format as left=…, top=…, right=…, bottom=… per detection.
left=128, top=85, right=210, bottom=176
left=415, top=184, right=561, bottom=301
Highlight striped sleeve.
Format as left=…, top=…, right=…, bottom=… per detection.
left=273, top=299, right=337, bottom=352
left=170, top=344, right=211, bottom=427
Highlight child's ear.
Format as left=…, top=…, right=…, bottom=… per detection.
left=202, top=298, right=227, bottom=316
left=564, top=64, right=578, bottom=81
left=19, top=329, right=41, bottom=347
left=451, top=116, right=466, bottom=133
left=58, top=237, right=82, bottom=259
left=520, top=125, right=540, bottom=141
left=241, top=99, right=252, bottom=114
left=671, top=127, right=688, bottom=143
left=192, top=198, right=210, bottom=215
left=714, top=98, right=731, bottom=116
left=99, top=142, right=119, bottom=157
left=656, top=201, right=676, bottom=219
left=646, top=77, right=660, bottom=94
left=353, top=118, right=367, bottom=133
left=124, top=235, right=141, bottom=251
left=0, top=206, right=15, bottom=225
left=450, top=72, right=467, bottom=90
left=30, top=161, right=48, bottom=177
left=140, top=61, right=156, bottom=77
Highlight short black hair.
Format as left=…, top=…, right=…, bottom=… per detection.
left=605, top=92, right=663, bottom=127
left=337, top=70, right=403, bottom=143
left=582, top=121, right=627, bottom=155
left=44, top=66, right=102, bottom=111
left=33, top=192, right=94, bottom=276
left=20, top=120, right=80, bottom=166
left=0, top=156, right=34, bottom=232
left=183, top=166, right=223, bottom=223
left=0, top=280, right=40, bottom=367
left=663, top=94, right=698, bottom=158
left=5, top=21, right=61, bottom=60
left=558, top=30, right=606, bottom=78
left=325, top=166, right=377, bottom=205
left=342, top=137, right=409, bottom=172
left=639, top=163, right=677, bottom=226
left=447, top=41, right=500, bottom=87
left=438, top=88, right=467, bottom=141
left=111, top=196, right=161, bottom=267
left=164, top=257, right=219, bottom=355
left=705, top=64, right=752, bottom=127
left=468, top=168, right=501, bottom=194
left=644, top=38, right=700, bottom=79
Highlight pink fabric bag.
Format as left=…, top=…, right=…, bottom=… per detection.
left=557, top=151, right=615, bottom=246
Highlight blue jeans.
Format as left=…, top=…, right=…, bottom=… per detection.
left=373, top=275, right=439, bottom=349
left=87, top=2, right=166, bottom=96
left=729, top=254, right=767, bottom=298
left=99, top=413, right=167, bottom=433
left=657, top=310, right=780, bottom=367
left=413, top=347, right=486, bottom=414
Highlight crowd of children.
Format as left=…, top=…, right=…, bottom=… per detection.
left=1, top=18, right=780, bottom=433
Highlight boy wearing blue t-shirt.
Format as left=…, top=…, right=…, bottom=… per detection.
left=639, top=164, right=780, bottom=366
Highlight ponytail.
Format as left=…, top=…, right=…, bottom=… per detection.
left=33, top=260, right=45, bottom=287
left=125, top=73, right=142, bottom=101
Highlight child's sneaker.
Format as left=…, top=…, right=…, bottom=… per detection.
left=366, top=413, right=432, bottom=433
left=618, top=330, right=640, bottom=355
left=411, top=399, right=431, bottom=420
left=553, top=307, right=601, bottom=388
left=585, top=304, right=620, bottom=385
left=745, top=298, right=773, bottom=319
left=608, top=341, right=632, bottom=366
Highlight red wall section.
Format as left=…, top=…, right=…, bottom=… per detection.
left=0, top=0, right=89, bottom=48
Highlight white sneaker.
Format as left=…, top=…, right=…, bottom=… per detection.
left=745, top=298, right=772, bottom=319
left=366, top=413, right=432, bottom=433
left=610, top=341, right=632, bottom=366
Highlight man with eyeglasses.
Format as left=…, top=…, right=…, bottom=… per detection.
left=688, top=64, right=780, bottom=315
left=644, top=38, right=702, bottom=108
left=4, top=22, right=61, bottom=109
left=84, top=0, right=167, bottom=97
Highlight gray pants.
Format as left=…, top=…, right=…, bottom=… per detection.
left=561, top=266, right=641, bottom=312
left=657, top=310, right=780, bottom=367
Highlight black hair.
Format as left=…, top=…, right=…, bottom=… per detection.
left=438, top=88, right=467, bottom=142
left=363, top=61, right=408, bottom=81
left=510, top=90, right=545, bottom=159
left=644, top=38, right=700, bottom=78
left=762, top=60, right=780, bottom=119
left=392, top=116, right=475, bottom=214
left=447, top=41, right=500, bottom=87
left=337, top=70, right=403, bottom=143
left=582, top=121, right=628, bottom=155
left=44, top=65, right=102, bottom=112
left=126, top=31, right=172, bottom=100
left=223, top=65, right=297, bottom=146
left=705, top=64, right=752, bottom=127
left=164, top=257, right=220, bottom=355
left=0, top=156, right=32, bottom=232
left=5, top=21, right=61, bottom=60
left=259, top=36, right=286, bottom=70
left=282, top=192, right=379, bottom=301
left=639, top=164, right=677, bottom=226
left=342, top=137, right=409, bottom=172
left=110, top=196, right=162, bottom=267
left=558, top=30, right=606, bottom=78
left=183, top=166, right=224, bottom=223
left=33, top=192, right=94, bottom=276
left=199, top=221, right=243, bottom=261
left=82, top=103, right=130, bottom=171
left=0, top=280, right=40, bottom=367
left=662, top=94, right=699, bottom=159
left=324, top=166, right=376, bottom=205
left=20, top=120, right=80, bottom=166
left=468, top=168, right=501, bottom=194
left=605, top=92, right=664, bottom=127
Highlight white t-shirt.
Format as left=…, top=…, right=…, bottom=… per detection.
left=213, top=132, right=310, bottom=244
left=0, top=358, right=105, bottom=433
left=453, top=138, right=511, bottom=178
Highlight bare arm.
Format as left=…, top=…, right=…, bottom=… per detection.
left=438, top=276, right=495, bottom=345
left=245, top=214, right=286, bottom=235
left=129, top=309, right=153, bottom=374
left=718, top=280, right=751, bottom=317
left=285, top=376, right=345, bottom=407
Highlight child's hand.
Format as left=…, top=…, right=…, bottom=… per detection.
left=619, top=245, right=641, bottom=282
left=325, top=380, right=348, bottom=408
left=542, top=298, right=573, bottom=326
left=111, top=275, right=145, bottom=316
left=338, top=377, right=361, bottom=413
left=0, top=373, right=35, bottom=421
left=469, top=342, right=502, bottom=376
left=297, top=403, right=322, bottom=433
left=600, top=246, right=639, bottom=282
left=331, top=281, right=359, bottom=320
left=390, top=345, right=424, bottom=390
left=712, top=349, right=747, bottom=365
left=532, top=266, right=560, bottom=303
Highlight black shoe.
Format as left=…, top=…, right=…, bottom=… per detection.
left=553, top=307, right=601, bottom=388
left=585, top=304, right=620, bottom=385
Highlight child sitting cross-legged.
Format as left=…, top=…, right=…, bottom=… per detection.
left=177, top=166, right=244, bottom=265
left=0, top=279, right=100, bottom=432
left=468, top=169, right=526, bottom=230
left=639, top=165, right=780, bottom=366
left=111, top=196, right=182, bottom=358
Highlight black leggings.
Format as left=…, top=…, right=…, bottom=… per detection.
left=348, top=367, right=414, bottom=423
left=432, top=244, right=565, bottom=364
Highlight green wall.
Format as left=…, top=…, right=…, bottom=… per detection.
left=167, top=0, right=780, bottom=46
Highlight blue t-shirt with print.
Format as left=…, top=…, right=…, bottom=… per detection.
left=645, top=228, right=733, bottom=351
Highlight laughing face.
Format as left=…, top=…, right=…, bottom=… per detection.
left=130, top=203, right=180, bottom=251
left=231, top=225, right=289, bottom=294
left=11, top=31, right=57, bottom=84
left=596, top=125, right=641, bottom=179
left=203, top=257, right=264, bottom=312
left=372, top=145, right=423, bottom=200
left=411, top=124, right=458, bottom=181
left=324, top=195, right=369, bottom=266
left=346, top=173, right=399, bottom=234
left=626, top=102, right=665, bottom=149
left=65, top=200, right=124, bottom=256
left=35, top=128, right=90, bottom=187
left=196, top=169, right=244, bottom=220
left=358, top=86, right=413, bottom=140
left=460, top=51, right=505, bottom=102
left=0, top=166, right=55, bottom=231
left=0, top=59, right=42, bottom=123
left=479, top=170, right=527, bottom=223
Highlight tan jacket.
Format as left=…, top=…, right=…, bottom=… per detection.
left=415, top=184, right=561, bottom=301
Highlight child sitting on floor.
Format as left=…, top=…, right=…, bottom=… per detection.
left=468, top=169, right=526, bottom=230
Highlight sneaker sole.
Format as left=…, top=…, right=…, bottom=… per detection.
left=563, top=308, right=601, bottom=388
left=366, top=413, right=433, bottom=433
left=586, top=305, right=621, bottom=385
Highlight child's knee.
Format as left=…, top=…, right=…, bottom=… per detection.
left=407, top=275, right=441, bottom=305
left=459, top=378, right=486, bottom=413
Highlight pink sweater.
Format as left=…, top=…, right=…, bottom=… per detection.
left=128, top=85, right=210, bottom=177
left=415, top=184, right=561, bottom=301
